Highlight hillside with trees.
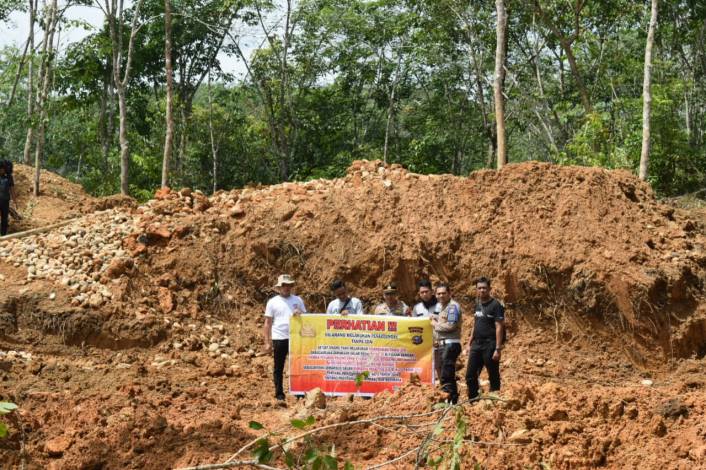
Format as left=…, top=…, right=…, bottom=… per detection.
left=0, top=0, right=704, bottom=200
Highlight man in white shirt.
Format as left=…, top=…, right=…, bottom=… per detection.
left=263, top=274, right=306, bottom=401
left=326, top=279, right=364, bottom=315
left=412, top=279, right=437, bottom=317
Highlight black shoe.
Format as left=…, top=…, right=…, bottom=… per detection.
left=275, top=394, right=286, bottom=401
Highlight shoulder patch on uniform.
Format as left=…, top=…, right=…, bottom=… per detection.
left=447, top=304, right=459, bottom=323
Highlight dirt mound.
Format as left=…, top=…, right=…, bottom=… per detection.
left=4, top=164, right=99, bottom=234
left=121, top=160, right=704, bottom=362
left=1, top=160, right=705, bottom=469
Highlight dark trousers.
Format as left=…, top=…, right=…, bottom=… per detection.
left=0, top=199, right=9, bottom=236
left=272, top=339, right=289, bottom=398
left=440, top=342, right=461, bottom=403
left=466, top=341, right=501, bottom=399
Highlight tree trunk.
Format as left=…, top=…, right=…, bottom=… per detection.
left=33, top=0, right=58, bottom=197
left=560, top=37, right=592, bottom=114
left=494, top=0, right=508, bottom=169
left=99, top=63, right=114, bottom=170
left=639, top=0, right=658, bottom=181
left=535, top=1, right=592, bottom=114
left=161, top=0, right=174, bottom=189
left=117, top=86, right=129, bottom=195
left=383, top=85, right=396, bottom=165
left=7, top=32, right=30, bottom=108
left=22, top=0, right=36, bottom=166
left=207, top=74, right=218, bottom=194
left=103, top=0, right=145, bottom=196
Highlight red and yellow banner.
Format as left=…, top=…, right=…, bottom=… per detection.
left=289, top=314, right=434, bottom=396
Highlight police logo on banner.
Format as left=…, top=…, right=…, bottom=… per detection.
left=408, top=326, right=424, bottom=345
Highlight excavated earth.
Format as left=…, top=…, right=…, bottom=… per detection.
left=0, top=160, right=705, bottom=469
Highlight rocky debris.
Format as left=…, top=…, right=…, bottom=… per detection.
left=0, top=350, right=33, bottom=362
left=305, top=388, right=327, bottom=410
left=508, top=429, right=532, bottom=444
left=45, top=436, right=73, bottom=457
left=206, top=363, right=226, bottom=377
left=657, top=398, right=689, bottom=419
left=651, top=417, right=668, bottom=437
left=158, top=287, right=175, bottom=314
left=0, top=209, right=131, bottom=308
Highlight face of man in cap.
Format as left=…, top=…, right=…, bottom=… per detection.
left=279, top=284, right=293, bottom=297
left=383, top=284, right=399, bottom=306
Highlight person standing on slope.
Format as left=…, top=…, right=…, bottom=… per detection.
left=326, top=279, right=365, bottom=315
left=431, top=283, right=462, bottom=404
left=373, top=282, right=410, bottom=316
left=466, top=277, right=505, bottom=400
left=412, top=279, right=442, bottom=383
left=263, top=274, right=306, bottom=401
left=0, top=162, right=17, bottom=236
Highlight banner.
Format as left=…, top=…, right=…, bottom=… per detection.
left=289, top=314, right=434, bottom=396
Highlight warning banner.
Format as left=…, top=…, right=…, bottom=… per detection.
left=289, top=314, right=434, bottom=396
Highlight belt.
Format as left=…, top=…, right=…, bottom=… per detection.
left=438, top=339, right=461, bottom=345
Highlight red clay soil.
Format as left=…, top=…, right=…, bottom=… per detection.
left=0, top=160, right=705, bottom=469
left=6, top=164, right=134, bottom=234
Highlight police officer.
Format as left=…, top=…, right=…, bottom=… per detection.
left=412, top=279, right=442, bottom=383
left=263, top=274, right=307, bottom=401
left=466, top=277, right=505, bottom=400
left=430, top=283, right=462, bottom=404
left=326, top=279, right=365, bottom=315
left=373, top=282, right=410, bottom=316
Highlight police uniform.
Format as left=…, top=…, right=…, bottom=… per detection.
left=465, top=298, right=505, bottom=400
left=432, top=300, right=462, bottom=403
left=373, top=301, right=409, bottom=316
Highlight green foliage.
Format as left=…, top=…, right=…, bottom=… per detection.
left=0, top=0, right=705, bottom=199
left=0, top=401, right=18, bottom=439
left=248, top=416, right=354, bottom=469
left=354, top=371, right=369, bottom=388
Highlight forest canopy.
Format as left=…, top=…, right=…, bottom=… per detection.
left=0, top=0, right=704, bottom=200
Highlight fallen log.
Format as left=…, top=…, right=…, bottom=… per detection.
left=0, top=219, right=78, bottom=241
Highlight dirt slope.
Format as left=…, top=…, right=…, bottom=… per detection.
left=0, top=160, right=705, bottom=469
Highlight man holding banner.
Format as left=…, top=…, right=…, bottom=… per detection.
left=263, top=274, right=306, bottom=401
left=326, top=279, right=365, bottom=315
left=430, top=283, right=462, bottom=404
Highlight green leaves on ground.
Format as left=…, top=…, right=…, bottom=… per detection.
left=291, top=415, right=316, bottom=429
left=0, top=402, right=17, bottom=414
left=0, top=402, right=17, bottom=439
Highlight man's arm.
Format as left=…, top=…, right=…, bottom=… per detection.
left=434, top=319, right=459, bottom=333
left=263, top=317, right=273, bottom=353
left=9, top=186, right=17, bottom=206
left=492, top=319, right=505, bottom=361
left=434, top=305, right=461, bottom=332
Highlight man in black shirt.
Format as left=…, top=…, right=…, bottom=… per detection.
left=466, top=277, right=505, bottom=400
left=0, top=162, right=17, bottom=236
